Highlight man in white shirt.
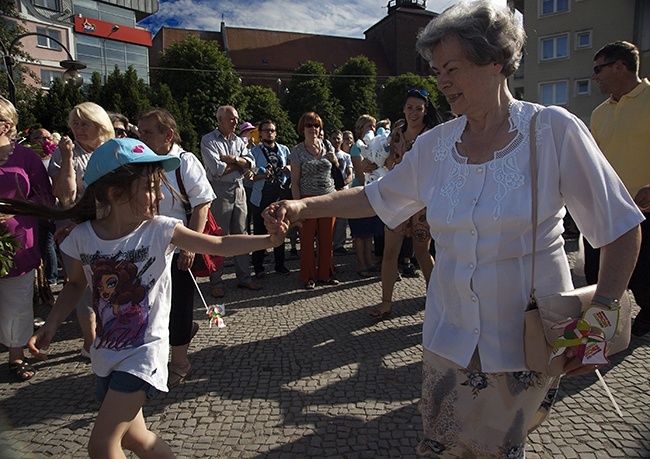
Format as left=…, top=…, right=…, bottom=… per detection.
left=200, top=105, right=261, bottom=298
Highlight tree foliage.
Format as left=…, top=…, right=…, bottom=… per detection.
left=378, top=73, right=449, bottom=124
left=152, top=35, right=242, bottom=137
left=1, top=1, right=41, bottom=126
left=91, top=66, right=152, bottom=123
left=331, top=56, right=378, bottom=132
left=240, top=85, right=298, bottom=148
left=283, top=61, right=343, bottom=136
left=30, top=78, right=85, bottom=135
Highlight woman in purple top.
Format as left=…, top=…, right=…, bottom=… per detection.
left=0, top=96, right=53, bottom=381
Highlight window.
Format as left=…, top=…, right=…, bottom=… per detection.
left=575, top=79, right=591, bottom=96
left=41, top=69, right=63, bottom=88
left=541, top=0, right=569, bottom=15
left=540, top=34, right=569, bottom=60
left=540, top=81, right=569, bottom=105
left=576, top=30, right=592, bottom=49
left=36, top=27, right=62, bottom=50
left=75, top=34, right=149, bottom=84
left=73, top=0, right=136, bottom=27
left=34, top=0, right=59, bottom=10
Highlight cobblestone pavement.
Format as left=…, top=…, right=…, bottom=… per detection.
left=0, top=239, right=648, bottom=458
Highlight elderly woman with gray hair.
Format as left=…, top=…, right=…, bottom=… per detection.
left=265, top=1, right=643, bottom=456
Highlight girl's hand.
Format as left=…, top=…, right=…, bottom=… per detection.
left=263, top=200, right=303, bottom=232
left=268, top=219, right=290, bottom=247
left=28, top=324, right=56, bottom=361
left=177, top=250, right=195, bottom=271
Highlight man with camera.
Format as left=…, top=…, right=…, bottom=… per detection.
left=250, top=119, right=292, bottom=278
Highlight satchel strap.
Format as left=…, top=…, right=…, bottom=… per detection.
left=528, top=109, right=541, bottom=303
left=174, top=152, right=193, bottom=218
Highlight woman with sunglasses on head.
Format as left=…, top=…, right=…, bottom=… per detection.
left=108, top=112, right=130, bottom=139
left=370, top=88, right=442, bottom=318
left=289, top=112, right=339, bottom=289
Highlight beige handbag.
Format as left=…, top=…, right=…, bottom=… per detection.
left=523, top=111, right=632, bottom=376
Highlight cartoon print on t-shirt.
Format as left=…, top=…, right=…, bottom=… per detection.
left=91, top=258, right=148, bottom=350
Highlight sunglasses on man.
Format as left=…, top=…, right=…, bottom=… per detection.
left=593, top=61, right=617, bottom=74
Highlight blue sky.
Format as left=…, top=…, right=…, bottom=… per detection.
left=137, top=0, right=502, bottom=38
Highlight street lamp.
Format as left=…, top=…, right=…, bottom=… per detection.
left=1, top=32, right=86, bottom=106
left=102, top=25, right=120, bottom=82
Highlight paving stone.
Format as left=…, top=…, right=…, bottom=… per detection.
left=1, top=240, right=648, bottom=457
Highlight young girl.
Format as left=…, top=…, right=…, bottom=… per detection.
left=0, top=138, right=287, bottom=459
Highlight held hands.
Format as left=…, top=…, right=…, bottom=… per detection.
left=268, top=217, right=290, bottom=247
left=263, top=200, right=303, bottom=234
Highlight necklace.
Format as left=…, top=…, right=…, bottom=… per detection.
left=0, top=141, right=15, bottom=162
left=463, top=114, right=510, bottom=165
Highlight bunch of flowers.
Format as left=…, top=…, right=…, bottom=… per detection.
left=0, top=225, right=21, bottom=277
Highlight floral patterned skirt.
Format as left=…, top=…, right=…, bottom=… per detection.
left=417, top=348, right=560, bottom=458
left=388, top=208, right=430, bottom=241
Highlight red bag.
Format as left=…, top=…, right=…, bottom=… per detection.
left=190, top=209, right=224, bottom=276
left=175, top=154, right=224, bottom=277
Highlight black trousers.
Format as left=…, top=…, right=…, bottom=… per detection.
left=251, top=183, right=290, bottom=273
left=584, top=213, right=649, bottom=313
left=169, top=253, right=195, bottom=346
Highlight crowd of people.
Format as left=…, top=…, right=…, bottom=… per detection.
left=0, top=1, right=648, bottom=457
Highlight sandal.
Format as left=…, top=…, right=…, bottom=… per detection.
left=326, top=277, right=340, bottom=286
left=369, top=301, right=392, bottom=320
left=305, top=280, right=316, bottom=290
left=9, top=359, right=36, bottom=381
left=168, top=363, right=193, bottom=389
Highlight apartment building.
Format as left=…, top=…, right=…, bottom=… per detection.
left=516, top=0, right=649, bottom=123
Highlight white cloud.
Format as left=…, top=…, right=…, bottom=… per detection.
left=140, top=0, right=508, bottom=38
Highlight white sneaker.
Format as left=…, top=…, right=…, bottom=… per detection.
left=80, top=347, right=91, bottom=360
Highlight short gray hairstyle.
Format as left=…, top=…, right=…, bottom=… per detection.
left=416, top=1, right=525, bottom=78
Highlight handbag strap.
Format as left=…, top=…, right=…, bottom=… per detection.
left=174, top=152, right=193, bottom=217
left=528, top=110, right=541, bottom=303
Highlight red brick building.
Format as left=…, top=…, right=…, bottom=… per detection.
left=150, top=0, right=436, bottom=93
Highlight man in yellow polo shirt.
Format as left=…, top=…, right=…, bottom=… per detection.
left=587, top=40, right=650, bottom=336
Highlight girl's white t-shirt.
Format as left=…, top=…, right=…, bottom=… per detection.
left=60, top=215, right=181, bottom=392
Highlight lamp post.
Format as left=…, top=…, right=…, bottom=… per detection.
left=101, top=25, right=120, bottom=83
left=1, top=32, right=86, bottom=106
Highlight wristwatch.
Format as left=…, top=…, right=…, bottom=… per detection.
left=591, top=294, right=620, bottom=309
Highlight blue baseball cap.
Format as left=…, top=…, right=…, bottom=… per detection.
left=84, top=138, right=180, bottom=187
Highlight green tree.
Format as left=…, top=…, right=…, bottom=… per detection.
left=149, top=84, right=199, bottom=154
left=97, top=65, right=152, bottom=122
left=152, top=35, right=243, bottom=137
left=1, top=0, right=41, bottom=128
left=331, top=56, right=378, bottom=131
left=240, top=85, right=297, bottom=147
left=31, top=77, right=85, bottom=135
left=283, top=61, right=343, bottom=136
left=378, top=73, right=449, bottom=124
